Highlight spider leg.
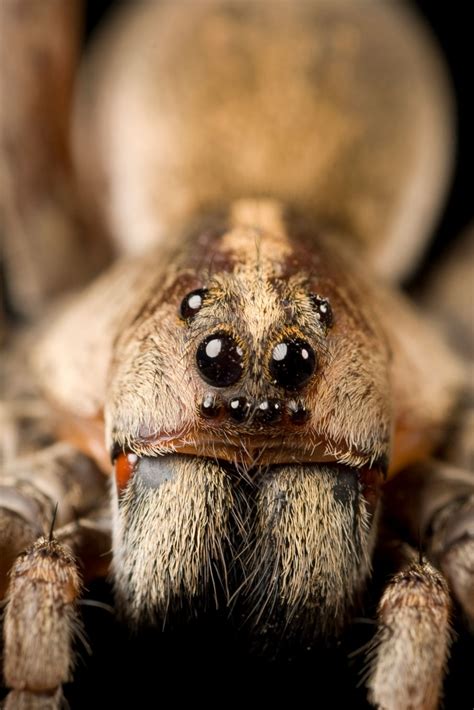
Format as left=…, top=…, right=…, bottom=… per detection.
left=3, top=536, right=82, bottom=710
left=0, top=442, right=108, bottom=586
left=367, top=460, right=474, bottom=708
left=56, top=507, right=112, bottom=583
left=385, top=460, right=474, bottom=623
left=366, top=546, right=451, bottom=710
left=1, top=443, right=110, bottom=707
left=425, top=473, right=474, bottom=624
left=0, top=0, right=110, bottom=318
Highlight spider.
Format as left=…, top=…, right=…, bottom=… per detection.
left=1, top=1, right=472, bottom=708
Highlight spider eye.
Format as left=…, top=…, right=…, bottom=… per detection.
left=180, top=288, right=207, bottom=320
left=196, top=331, right=244, bottom=387
left=200, top=392, right=223, bottom=419
left=269, top=338, right=316, bottom=390
left=309, top=294, right=333, bottom=328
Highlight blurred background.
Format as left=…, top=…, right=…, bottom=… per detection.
left=408, top=2, right=472, bottom=286
left=83, top=0, right=473, bottom=277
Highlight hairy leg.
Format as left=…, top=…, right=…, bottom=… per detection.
left=0, top=0, right=110, bottom=319
left=367, top=460, right=474, bottom=708
left=367, top=546, right=451, bottom=710
left=1, top=442, right=110, bottom=707
left=384, top=460, right=474, bottom=623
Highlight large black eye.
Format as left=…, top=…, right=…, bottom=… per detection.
left=309, top=294, right=333, bottom=329
left=196, top=331, right=244, bottom=387
left=180, top=289, right=207, bottom=320
left=269, top=338, right=316, bottom=390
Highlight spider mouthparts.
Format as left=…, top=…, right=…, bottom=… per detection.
left=113, top=456, right=378, bottom=636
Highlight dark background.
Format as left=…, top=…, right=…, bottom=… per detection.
left=412, top=2, right=472, bottom=272
left=74, top=3, right=473, bottom=708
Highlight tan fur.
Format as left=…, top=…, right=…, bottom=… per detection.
left=1, top=441, right=108, bottom=526
left=383, top=461, right=474, bottom=624
left=3, top=537, right=81, bottom=695
left=243, top=464, right=375, bottom=639
left=4, top=689, right=63, bottom=710
left=113, top=455, right=235, bottom=622
left=34, top=204, right=462, bottom=474
left=112, top=455, right=377, bottom=639
left=0, top=441, right=108, bottom=597
left=367, top=560, right=451, bottom=710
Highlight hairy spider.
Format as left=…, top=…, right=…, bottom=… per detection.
left=1, top=1, right=472, bottom=708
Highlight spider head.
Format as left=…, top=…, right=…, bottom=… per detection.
left=107, top=200, right=393, bottom=634
left=108, top=199, right=391, bottom=478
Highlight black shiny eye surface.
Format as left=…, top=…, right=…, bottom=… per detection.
left=180, top=288, right=207, bottom=320
left=287, top=399, right=310, bottom=424
left=200, top=393, right=222, bottom=419
left=228, top=396, right=251, bottom=422
left=309, top=294, right=333, bottom=329
left=255, top=398, right=283, bottom=424
left=196, top=331, right=244, bottom=387
left=269, top=338, right=316, bottom=390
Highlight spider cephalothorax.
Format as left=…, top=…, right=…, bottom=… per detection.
left=107, top=202, right=392, bottom=470
left=108, top=200, right=393, bottom=633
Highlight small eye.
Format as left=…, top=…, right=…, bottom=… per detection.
left=287, top=399, right=310, bottom=424
left=180, top=288, right=207, bottom=320
left=228, top=396, right=251, bottom=422
left=255, top=398, right=282, bottom=424
left=200, top=392, right=223, bottom=419
left=196, top=331, right=244, bottom=387
left=269, top=338, right=316, bottom=390
left=309, top=294, right=333, bottom=328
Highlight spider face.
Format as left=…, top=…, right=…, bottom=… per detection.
left=107, top=203, right=391, bottom=473
left=108, top=201, right=389, bottom=635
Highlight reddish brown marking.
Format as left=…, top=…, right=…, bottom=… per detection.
left=115, top=452, right=138, bottom=493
